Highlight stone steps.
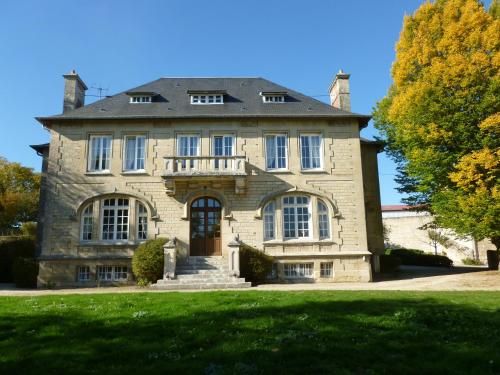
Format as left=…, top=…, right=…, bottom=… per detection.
left=152, top=256, right=251, bottom=290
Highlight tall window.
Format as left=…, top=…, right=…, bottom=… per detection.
left=300, top=134, right=322, bottom=170
left=283, top=196, right=310, bottom=239
left=213, top=135, right=234, bottom=169
left=265, top=134, right=287, bottom=170
left=137, top=203, right=148, bottom=240
left=81, top=204, right=93, bottom=241
left=101, top=198, right=129, bottom=241
left=124, top=135, right=146, bottom=171
left=263, top=202, right=275, bottom=240
left=318, top=200, right=330, bottom=239
left=88, top=135, right=112, bottom=172
left=177, top=134, right=200, bottom=169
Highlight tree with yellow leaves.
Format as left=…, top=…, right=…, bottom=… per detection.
left=374, top=0, right=500, bottom=249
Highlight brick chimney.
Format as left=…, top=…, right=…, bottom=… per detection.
left=63, top=70, right=87, bottom=113
left=329, top=69, right=351, bottom=111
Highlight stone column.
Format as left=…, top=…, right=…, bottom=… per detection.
left=228, top=236, right=241, bottom=277
left=163, top=238, right=177, bottom=280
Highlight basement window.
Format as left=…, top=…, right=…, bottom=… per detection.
left=283, top=263, right=314, bottom=279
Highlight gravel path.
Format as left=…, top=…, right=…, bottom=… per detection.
left=1, top=266, right=498, bottom=296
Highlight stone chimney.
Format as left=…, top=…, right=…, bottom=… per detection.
left=63, top=70, right=88, bottom=113
left=329, top=69, right=351, bottom=111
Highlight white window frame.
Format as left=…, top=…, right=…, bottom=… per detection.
left=190, top=94, right=224, bottom=105
left=265, top=134, right=288, bottom=171
left=137, top=202, right=148, bottom=241
left=113, top=266, right=129, bottom=281
left=320, top=262, right=333, bottom=278
left=282, top=196, right=312, bottom=240
left=300, top=134, right=323, bottom=171
left=262, top=95, right=285, bottom=103
left=100, top=198, right=130, bottom=241
left=263, top=201, right=276, bottom=241
left=283, top=263, right=314, bottom=279
left=80, top=203, right=93, bottom=241
left=317, top=199, right=330, bottom=240
left=97, top=266, right=113, bottom=281
left=129, top=96, right=152, bottom=103
left=97, top=265, right=128, bottom=281
left=177, top=134, right=200, bottom=170
left=123, top=135, right=147, bottom=172
left=78, top=266, right=90, bottom=281
left=87, top=135, right=112, bottom=172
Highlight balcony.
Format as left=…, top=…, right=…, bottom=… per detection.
left=162, top=156, right=247, bottom=195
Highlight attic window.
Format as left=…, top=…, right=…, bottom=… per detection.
left=261, top=92, right=286, bottom=103
left=190, top=94, right=224, bottom=105
left=130, top=96, right=152, bottom=103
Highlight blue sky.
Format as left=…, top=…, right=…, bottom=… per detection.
left=1, top=0, right=475, bottom=204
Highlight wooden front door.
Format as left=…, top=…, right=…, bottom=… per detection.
left=190, top=197, right=222, bottom=256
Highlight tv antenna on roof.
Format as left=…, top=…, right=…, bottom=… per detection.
left=86, top=85, right=109, bottom=99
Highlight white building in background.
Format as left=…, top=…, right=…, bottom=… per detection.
left=381, top=205, right=487, bottom=265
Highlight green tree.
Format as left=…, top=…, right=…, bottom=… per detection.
left=373, top=0, right=500, bottom=249
left=0, top=157, right=40, bottom=232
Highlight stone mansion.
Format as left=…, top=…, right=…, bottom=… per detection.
left=32, top=70, right=384, bottom=288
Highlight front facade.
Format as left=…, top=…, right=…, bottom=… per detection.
left=33, top=71, right=384, bottom=287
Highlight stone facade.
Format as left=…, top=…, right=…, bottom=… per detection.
left=34, top=73, right=384, bottom=287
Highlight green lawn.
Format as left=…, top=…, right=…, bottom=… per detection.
left=1, top=291, right=499, bottom=374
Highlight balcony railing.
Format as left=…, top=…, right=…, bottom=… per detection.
left=163, top=156, right=247, bottom=177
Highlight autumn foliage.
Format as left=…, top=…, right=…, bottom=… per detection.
left=374, top=0, right=500, bottom=248
left=0, top=157, right=40, bottom=232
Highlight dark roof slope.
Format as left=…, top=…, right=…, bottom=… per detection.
left=36, top=77, right=370, bottom=125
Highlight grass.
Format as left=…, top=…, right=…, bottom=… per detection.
left=1, top=291, right=500, bottom=374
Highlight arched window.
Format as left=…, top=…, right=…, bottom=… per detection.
left=80, top=196, right=150, bottom=243
left=283, top=196, right=310, bottom=239
left=317, top=200, right=330, bottom=240
left=137, top=202, right=148, bottom=240
left=81, top=204, right=93, bottom=241
left=263, top=201, right=275, bottom=240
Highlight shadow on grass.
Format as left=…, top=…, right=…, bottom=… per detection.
left=0, top=292, right=499, bottom=374
left=374, top=265, right=487, bottom=282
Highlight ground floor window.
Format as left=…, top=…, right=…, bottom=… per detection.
left=80, top=196, right=149, bottom=243
left=97, top=266, right=128, bottom=281
left=283, top=263, right=314, bottom=279
left=320, top=262, right=333, bottom=278
left=77, top=266, right=90, bottom=281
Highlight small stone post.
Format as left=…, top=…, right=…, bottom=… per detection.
left=228, top=235, right=241, bottom=277
left=163, top=237, right=177, bottom=280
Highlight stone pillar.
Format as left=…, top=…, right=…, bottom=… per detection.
left=228, top=236, right=241, bottom=277
left=163, top=238, right=177, bottom=280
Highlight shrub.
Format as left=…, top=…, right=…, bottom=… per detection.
left=132, top=238, right=168, bottom=284
left=379, top=254, right=401, bottom=273
left=0, top=237, right=36, bottom=282
left=12, top=257, right=38, bottom=288
left=239, top=244, right=273, bottom=285
left=462, top=258, right=484, bottom=266
left=387, top=248, right=453, bottom=267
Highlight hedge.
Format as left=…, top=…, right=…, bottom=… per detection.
left=386, top=248, right=453, bottom=267
left=0, top=237, right=36, bottom=282
left=132, top=238, right=168, bottom=284
left=239, top=244, right=273, bottom=285
left=12, top=257, right=38, bottom=288
left=379, top=254, right=401, bottom=273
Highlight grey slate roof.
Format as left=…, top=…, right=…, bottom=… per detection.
left=36, top=77, right=370, bottom=125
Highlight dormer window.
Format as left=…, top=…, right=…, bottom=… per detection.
left=130, top=96, right=152, bottom=103
left=188, top=90, right=226, bottom=105
left=260, top=91, right=287, bottom=103
left=126, top=91, right=156, bottom=104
